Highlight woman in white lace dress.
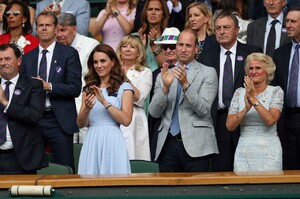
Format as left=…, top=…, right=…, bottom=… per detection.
left=226, top=53, right=284, bottom=172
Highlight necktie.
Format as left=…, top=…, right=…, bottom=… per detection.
left=169, top=81, right=181, bottom=136
left=39, top=49, right=48, bottom=81
left=0, top=81, right=12, bottom=145
left=266, top=19, right=278, bottom=57
left=223, top=51, right=234, bottom=108
left=286, top=44, right=300, bottom=107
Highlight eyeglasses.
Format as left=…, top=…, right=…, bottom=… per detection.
left=4, top=11, right=21, bottom=18
left=161, top=44, right=176, bottom=51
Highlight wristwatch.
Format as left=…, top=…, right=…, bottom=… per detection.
left=253, top=101, right=260, bottom=106
left=113, top=10, right=120, bottom=17
left=152, top=45, right=161, bottom=57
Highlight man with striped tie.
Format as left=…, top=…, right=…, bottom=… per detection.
left=0, top=43, right=47, bottom=174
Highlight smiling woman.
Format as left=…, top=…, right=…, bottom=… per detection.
left=0, top=1, right=38, bottom=54
left=77, top=44, right=134, bottom=175
left=226, top=52, right=284, bottom=172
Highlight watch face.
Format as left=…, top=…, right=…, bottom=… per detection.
left=113, top=11, right=119, bottom=17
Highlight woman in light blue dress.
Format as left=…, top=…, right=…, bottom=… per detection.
left=226, top=53, right=284, bottom=172
left=77, top=44, right=134, bottom=175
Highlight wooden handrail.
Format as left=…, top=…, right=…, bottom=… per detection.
left=1, top=171, right=300, bottom=189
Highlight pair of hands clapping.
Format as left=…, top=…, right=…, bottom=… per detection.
left=161, top=62, right=188, bottom=94
left=243, top=76, right=257, bottom=110
left=83, top=85, right=106, bottom=110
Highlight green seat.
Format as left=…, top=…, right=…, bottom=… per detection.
left=130, top=160, right=159, bottom=173
left=73, top=143, right=83, bottom=173
left=37, top=163, right=73, bottom=175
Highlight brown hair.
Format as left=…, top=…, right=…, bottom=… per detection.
left=140, top=0, right=169, bottom=44
left=84, top=44, right=125, bottom=95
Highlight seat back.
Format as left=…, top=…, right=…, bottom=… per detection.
left=37, top=163, right=73, bottom=175
left=130, top=160, right=159, bottom=173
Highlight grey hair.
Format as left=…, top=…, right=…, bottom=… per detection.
left=57, top=13, right=77, bottom=26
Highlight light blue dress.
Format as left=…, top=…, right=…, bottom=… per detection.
left=229, top=86, right=284, bottom=172
left=78, top=83, right=132, bottom=175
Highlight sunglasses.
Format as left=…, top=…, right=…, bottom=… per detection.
left=4, top=10, right=21, bottom=17
left=161, top=44, right=176, bottom=51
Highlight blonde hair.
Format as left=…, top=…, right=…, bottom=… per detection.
left=245, top=53, right=276, bottom=84
left=185, top=2, right=214, bottom=35
left=116, top=35, right=147, bottom=72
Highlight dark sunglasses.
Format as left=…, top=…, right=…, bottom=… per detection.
left=161, top=44, right=176, bottom=50
left=4, top=10, right=21, bottom=17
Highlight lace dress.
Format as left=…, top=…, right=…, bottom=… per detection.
left=228, top=86, right=284, bottom=172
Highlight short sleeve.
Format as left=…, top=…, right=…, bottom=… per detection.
left=228, top=87, right=244, bottom=114
left=270, top=86, right=284, bottom=111
left=122, top=82, right=134, bottom=92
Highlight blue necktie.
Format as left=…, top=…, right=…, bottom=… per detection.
left=39, top=49, right=48, bottom=81
left=169, top=80, right=181, bottom=136
left=223, top=51, right=234, bottom=108
left=287, top=44, right=300, bottom=107
left=0, top=81, right=12, bottom=145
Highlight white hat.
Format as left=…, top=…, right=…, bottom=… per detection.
left=154, top=27, right=180, bottom=45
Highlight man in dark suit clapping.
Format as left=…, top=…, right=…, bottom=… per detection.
left=0, top=43, right=47, bottom=174
left=20, top=12, right=82, bottom=173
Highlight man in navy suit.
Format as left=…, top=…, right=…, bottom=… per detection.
left=21, top=12, right=82, bottom=172
left=272, top=6, right=300, bottom=170
left=0, top=43, right=47, bottom=174
left=198, top=11, right=262, bottom=172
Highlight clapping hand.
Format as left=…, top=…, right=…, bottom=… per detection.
left=243, top=76, right=255, bottom=110
left=161, top=62, right=174, bottom=88
left=82, top=90, right=96, bottom=110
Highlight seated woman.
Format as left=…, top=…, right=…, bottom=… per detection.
left=226, top=53, right=284, bottom=172
left=77, top=44, right=134, bottom=175
left=0, top=1, right=38, bottom=54
left=116, top=35, right=152, bottom=161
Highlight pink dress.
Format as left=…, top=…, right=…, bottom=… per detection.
left=96, top=6, right=136, bottom=51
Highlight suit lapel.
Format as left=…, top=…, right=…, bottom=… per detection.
left=283, top=43, right=292, bottom=92
left=179, top=60, right=198, bottom=104
left=31, top=48, right=39, bottom=77
left=280, top=19, right=289, bottom=46
left=234, top=42, right=246, bottom=87
left=48, top=43, right=60, bottom=81
left=10, top=75, right=26, bottom=104
left=258, top=17, right=267, bottom=49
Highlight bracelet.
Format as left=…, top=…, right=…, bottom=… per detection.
left=253, top=101, right=260, bottom=106
left=105, top=103, right=112, bottom=109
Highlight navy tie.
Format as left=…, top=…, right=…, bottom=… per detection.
left=39, top=49, right=48, bottom=81
left=266, top=19, right=278, bottom=57
left=287, top=44, right=300, bottom=107
left=0, top=81, right=12, bottom=145
left=169, top=80, right=181, bottom=136
left=223, top=51, right=234, bottom=108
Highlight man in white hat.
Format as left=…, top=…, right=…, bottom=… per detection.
left=149, top=28, right=219, bottom=172
left=149, top=27, right=180, bottom=161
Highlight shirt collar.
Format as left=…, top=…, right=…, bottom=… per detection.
left=39, top=41, right=56, bottom=54
left=220, top=40, right=238, bottom=56
left=1, top=73, right=19, bottom=85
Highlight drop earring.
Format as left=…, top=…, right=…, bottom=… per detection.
left=22, top=22, right=25, bottom=27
